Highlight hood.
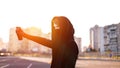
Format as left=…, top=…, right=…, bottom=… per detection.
left=51, top=16, right=74, bottom=42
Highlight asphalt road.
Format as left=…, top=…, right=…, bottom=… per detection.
left=0, top=56, right=120, bottom=68
left=0, top=56, right=50, bottom=68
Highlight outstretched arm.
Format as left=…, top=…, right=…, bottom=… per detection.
left=16, top=27, right=52, bottom=48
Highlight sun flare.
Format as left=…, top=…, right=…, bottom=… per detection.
left=40, top=23, right=51, bottom=34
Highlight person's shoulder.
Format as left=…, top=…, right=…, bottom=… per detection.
left=67, top=40, right=77, bottom=46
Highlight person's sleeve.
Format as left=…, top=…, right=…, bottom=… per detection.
left=23, top=33, right=52, bottom=48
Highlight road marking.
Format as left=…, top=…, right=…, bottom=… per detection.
left=0, top=64, right=10, bottom=68
left=27, top=63, right=32, bottom=68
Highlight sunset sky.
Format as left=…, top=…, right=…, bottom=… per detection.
left=0, top=0, right=120, bottom=48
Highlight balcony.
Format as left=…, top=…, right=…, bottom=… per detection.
left=104, top=44, right=109, bottom=46
left=109, top=35, right=117, bottom=38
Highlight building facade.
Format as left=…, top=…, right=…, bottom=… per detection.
left=90, top=25, right=104, bottom=53
left=74, top=37, right=81, bottom=54
left=90, top=23, right=120, bottom=53
left=117, top=23, right=120, bottom=52
left=8, top=27, right=51, bottom=53
left=104, top=23, right=120, bottom=52
left=8, top=28, right=21, bottom=53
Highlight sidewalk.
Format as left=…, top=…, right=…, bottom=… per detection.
left=19, top=56, right=120, bottom=68
left=19, top=56, right=52, bottom=64
left=78, top=57, right=120, bottom=61
left=19, top=56, right=120, bottom=62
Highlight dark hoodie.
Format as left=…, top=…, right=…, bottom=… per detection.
left=51, top=16, right=79, bottom=68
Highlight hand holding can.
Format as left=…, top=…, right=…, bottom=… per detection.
left=16, top=27, right=23, bottom=40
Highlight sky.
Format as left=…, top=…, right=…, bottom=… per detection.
left=0, top=0, right=120, bottom=48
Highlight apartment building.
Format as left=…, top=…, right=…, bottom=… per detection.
left=74, top=37, right=81, bottom=53
left=117, top=23, right=120, bottom=52
left=0, top=38, right=7, bottom=50
left=8, top=27, right=51, bottom=53
left=90, top=25, right=104, bottom=53
left=8, top=28, right=21, bottom=53
left=90, top=23, right=120, bottom=53
left=104, top=23, right=120, bottom=52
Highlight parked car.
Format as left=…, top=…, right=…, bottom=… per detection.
left=0, top=49, right=12, bottom=56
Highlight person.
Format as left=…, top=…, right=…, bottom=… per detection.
left=16, top=16, right=79, bottom=68
left=109, top=53, right=112, bottom=58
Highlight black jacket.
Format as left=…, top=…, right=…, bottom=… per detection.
left=50, top=16, right=79, bottom=68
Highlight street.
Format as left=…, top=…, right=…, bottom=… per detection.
left=0, top=56, right=50, bottom=68
left=0, top=56, right=120, bottom=68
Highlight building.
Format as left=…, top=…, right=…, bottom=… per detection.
left=8, top=27, right=51, bottom=54
left=0, top=38, right=4, bottom=50
left=90, top=23, right=120, bottom=53
left=90, top=25, right=104, bottom=53
left=117, top=23, right=120, bottom=52
left=104, top=23, right=120, bottom=52
left=8, top=28, right=21, bottom=53
left=74, top=37, right=81, bottom=54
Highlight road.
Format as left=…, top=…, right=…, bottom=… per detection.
left=0, top=56, right=50, bottom=68
left=0, top=56, right=120, bottom=68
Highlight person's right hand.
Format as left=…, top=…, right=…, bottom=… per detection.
left=16, top=27, right=23, bottom=40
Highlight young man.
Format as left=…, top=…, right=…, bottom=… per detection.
left=16, top=16, right=79, bottom=68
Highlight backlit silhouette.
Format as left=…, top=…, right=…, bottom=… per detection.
left=16, top=16, right=79, bottom=68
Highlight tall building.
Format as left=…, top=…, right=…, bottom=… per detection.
left=104, top=23, right=120, bottom=52
left=8, top=27, right=51, bottom=53
left=90, top=25, right=104, bottom=53
left=0, top=38, right=6, bottom=50
left=74, top=37, right=81, bottom=53
left=8, top=28, right=21, bottom=53
left=117, top=23, right=120, bottom=52
left=23, top=27, right=42, bottom=53
left=90, top=23, right=120, bottom=53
